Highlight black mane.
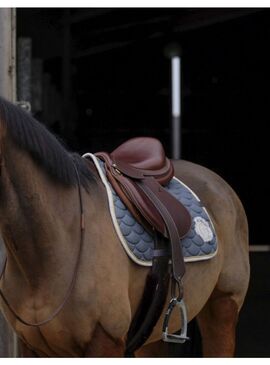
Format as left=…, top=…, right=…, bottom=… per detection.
left=0, top=97, right=95, bottom=190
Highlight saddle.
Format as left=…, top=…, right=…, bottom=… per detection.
left=96, top=137, right=191, bottom=239
left=95, top=137, right=192, bottom=354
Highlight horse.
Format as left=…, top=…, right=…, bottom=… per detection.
left=0, top=97, right=250, bottom=357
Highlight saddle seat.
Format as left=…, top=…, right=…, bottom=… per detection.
left=110, top=137, right=174, bottom=185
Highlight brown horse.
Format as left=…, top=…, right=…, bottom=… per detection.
left=0, top=97, right=249, bottom=357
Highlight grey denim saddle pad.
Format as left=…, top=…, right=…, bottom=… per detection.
left=84, top=153, right=218, bottom=266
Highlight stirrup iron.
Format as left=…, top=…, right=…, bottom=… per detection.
left=162, top=296, right=189, bottom=344
left=162, top=297, right=189, bottom=343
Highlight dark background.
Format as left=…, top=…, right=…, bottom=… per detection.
left=17, top=8, right=270, bottom=356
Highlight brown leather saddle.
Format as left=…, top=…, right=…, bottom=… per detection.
left=95, top=137, right=192, bottom=354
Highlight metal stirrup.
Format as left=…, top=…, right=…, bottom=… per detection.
left=162, top=297, right=189, bottom=343
left=162, top=279, right=189, bottom=344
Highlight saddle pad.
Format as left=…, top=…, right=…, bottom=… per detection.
left=84, top=153, right=218, bottom=266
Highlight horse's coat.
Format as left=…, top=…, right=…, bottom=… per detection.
left=0, top=97, right=250, bottom=357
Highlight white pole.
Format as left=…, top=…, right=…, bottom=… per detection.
left=17, top=37, right=32, bottom=106
left=0, top=8, right=16, bottom=100
left=0, top=8, right=18, bottom=358
left=171, top=56, right=181, bottom=159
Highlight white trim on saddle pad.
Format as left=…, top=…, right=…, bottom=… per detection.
left=83, top=153, right=218, bottom=266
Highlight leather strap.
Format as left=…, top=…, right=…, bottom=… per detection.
left=138, top=178, right=186, bottom=282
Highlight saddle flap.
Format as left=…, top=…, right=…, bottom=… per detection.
left=139, top=177, right=192, bottom=239
left=108, top=172, right=191, bottom=239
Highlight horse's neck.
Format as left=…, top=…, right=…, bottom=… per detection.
left=0, top=142, right=78, bottom=288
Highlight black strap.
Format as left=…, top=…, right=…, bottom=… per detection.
left=125, top=232, right=170, bottom=355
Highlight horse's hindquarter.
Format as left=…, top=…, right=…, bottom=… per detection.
left=173, top=159, right=250, bottom=305
left=144, top=159, right=250, bottom=344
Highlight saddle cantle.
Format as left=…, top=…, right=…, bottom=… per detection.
left=93, top=137, right=192, bottom=353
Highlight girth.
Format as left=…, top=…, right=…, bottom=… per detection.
left=94, top=137, right=192, bottom=353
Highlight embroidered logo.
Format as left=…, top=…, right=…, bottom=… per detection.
left=194, top=217, right=213, bottom=242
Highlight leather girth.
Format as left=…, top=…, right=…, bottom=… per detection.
left=125, top=233, right=170, bottom=356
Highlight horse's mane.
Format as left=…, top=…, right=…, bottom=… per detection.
left=0, top=97, right=95, bottom=190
